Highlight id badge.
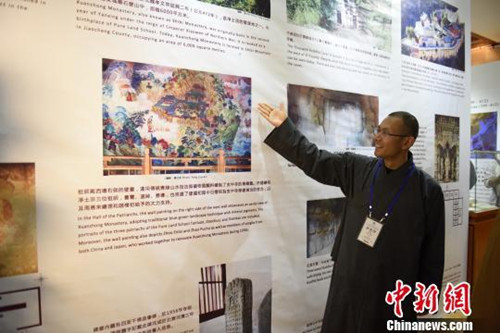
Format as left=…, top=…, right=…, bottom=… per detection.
left=357, top=216, right=383, bottom=247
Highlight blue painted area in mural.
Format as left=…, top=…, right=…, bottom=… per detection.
left=471, top=112, right=498, bottom=158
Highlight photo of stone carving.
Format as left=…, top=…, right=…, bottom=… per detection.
left=0, top=163, right=37, bottom=278
left=401, top=0, right=465, bottom=71
left=102, top=59, right=251, bottom=175
left=435, top=115, right=460, bottom=183
left=196, top=0, right=270, bottom=18
left=471, top=111, right=497, bottom=156
left=287, top=0, right=392, bottom=52
left=307, top=197, right=346, bottom=258
left=226, top=278, right=253, bottom=333
left=288, top=84, right=378, bottom=148
left=199, top=256, right=271, bottom=333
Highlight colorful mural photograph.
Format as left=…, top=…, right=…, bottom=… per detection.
left=0, top=163, right=37, bottom=278
left=287, top=84, right=378, bottom=147
left=307, top=197, right=346, bottom=258
left=196, top=0, right=270, bottom=18
left=102, top=59, right=252, bottom=175
left=471, top=111, right=498, bottom=157
left=401, top=0, right=465, bottom=71
left=435, top=115, right=460, bottom=183
left=287, top=0, right=392, bottom=51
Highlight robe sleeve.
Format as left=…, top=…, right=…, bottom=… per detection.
left=263, top=118, right=373, bottom=198
left=418, top=179, right=445, bottom=290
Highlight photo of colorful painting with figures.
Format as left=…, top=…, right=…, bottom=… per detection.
left=307, top=197, right=346, bottom=258
left=0, top=163, right=37, bottom=278
left=196, top=0, right=270, bottom=18
left=434, top=115, right=460, bottom=183
left=198, top=256, right=271, bottom=333
left=401, top=0, right=465, bottom=71
left=287, top=0, right=392, bottom=51
left=287, top=84, right=378, bottom=147
left=102, top=59, right=252, bottom=175
left=471, top=111, right=498, bottom=156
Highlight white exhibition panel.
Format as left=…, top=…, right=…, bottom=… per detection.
left=0, top=0, right=470, bottom=332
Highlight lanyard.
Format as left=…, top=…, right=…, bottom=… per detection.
left=368, top=159, right=416, bottom=223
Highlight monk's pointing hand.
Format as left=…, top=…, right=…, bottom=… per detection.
left=257, top=102, right=287, bottom=128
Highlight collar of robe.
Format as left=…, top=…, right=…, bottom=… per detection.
left=368, top=156, right=416, bottom=223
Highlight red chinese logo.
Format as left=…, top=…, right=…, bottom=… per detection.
left=413, top=282, right=439, bottom=314
left=443, top=282, right=471, bottom=316
left=386, top=281, right=471, bottom=317
left=385, top=280, right=412, bottom=318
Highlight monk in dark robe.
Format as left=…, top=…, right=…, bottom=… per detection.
left=258, top=103, right=445, bottom=332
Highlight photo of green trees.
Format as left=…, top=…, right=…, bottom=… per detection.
left=197, top=0, right=270, bottom=18
left=287, top=0, right=392, bottom=51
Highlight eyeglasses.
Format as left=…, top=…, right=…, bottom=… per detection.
left=374, top=127, right=410, bottom=138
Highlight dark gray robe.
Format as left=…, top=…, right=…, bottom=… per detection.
left=264, top=119, right=445, bottom=333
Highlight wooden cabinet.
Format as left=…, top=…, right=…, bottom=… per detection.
left=467, top=208, right=500, bottom=287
